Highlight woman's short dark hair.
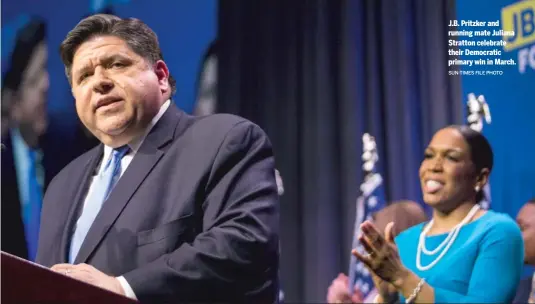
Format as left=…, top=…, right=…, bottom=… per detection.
left=59, top=14, right=176, bottom=94
left=450, top=125, right=494, bottom=203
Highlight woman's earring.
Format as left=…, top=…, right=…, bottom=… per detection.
left=475, top=185, right=480, bottom=192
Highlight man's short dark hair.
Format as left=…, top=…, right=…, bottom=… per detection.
left=59, top=14, right=176, bottom=95
left=3, top=17, right=46, bottom=93
left=2, top=17, right=46, bottom=120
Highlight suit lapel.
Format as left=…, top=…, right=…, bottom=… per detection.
left=74, top=105, right=183, bottom=264
left=59, top=145, right=103, bottom=263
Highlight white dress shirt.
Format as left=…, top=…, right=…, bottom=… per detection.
left=78, top=99, right=170, bottom=300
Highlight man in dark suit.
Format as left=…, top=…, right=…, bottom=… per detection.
left=36, top=14, right=279, bottom=303
left=1, top=16, right=49, bottom=261
left=514, top=198, right=535, bottom=304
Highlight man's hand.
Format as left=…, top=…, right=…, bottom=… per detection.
left=327, top=273, right=363, bottom=303
left=51, top=263, right=125, bottom=296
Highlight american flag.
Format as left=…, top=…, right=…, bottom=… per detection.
left=348, top=133, right=387, bottom=300
left=466, top=93, right=492, bottom=209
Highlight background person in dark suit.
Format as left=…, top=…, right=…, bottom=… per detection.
left=1, top=16, right=49, bottom=261
left=193, top=39, right=218, bottom=116
left=514, top=198, right=535, bottom=304
left=36, top=14, right=279, bottom=303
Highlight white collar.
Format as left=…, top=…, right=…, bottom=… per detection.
left=102, top=99, right=170, bottom=159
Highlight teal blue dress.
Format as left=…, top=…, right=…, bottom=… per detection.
left=395, top=210, right=524, bottom=303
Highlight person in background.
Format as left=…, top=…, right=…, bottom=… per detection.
left=1, top=16, right=49, bottom=261
left=514, top=198, right=535, bottom=304
left=193, top=39, right=218, bottom=116
left=327, top=200, right=427, bottom=303
left=352, top=125, right=524, bottom=303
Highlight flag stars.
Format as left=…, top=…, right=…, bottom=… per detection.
left=367, top=196, right=378, bottom=208
left=362, top=282, right=370, bottom=294
left=356, top=262, right=364, bottom=272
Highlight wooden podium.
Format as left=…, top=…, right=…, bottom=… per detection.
left=1, top=251, right=138, bottom=303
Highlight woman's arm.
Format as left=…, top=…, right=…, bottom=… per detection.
left=392, top=220, right=524, bottom=303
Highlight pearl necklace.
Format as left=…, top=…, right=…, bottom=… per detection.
left=416, top=204, right=481, bottom=271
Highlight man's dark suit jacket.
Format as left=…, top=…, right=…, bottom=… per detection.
left=36, top=105, right=280, bottom=303
left=1, top=134, right=29, bottom=259
left=513, top=276, right=533, bottom=304
left=1, top=125, right=95, bottom=260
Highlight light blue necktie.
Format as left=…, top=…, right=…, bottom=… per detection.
left=24, top=149, right=43, bottom=262
left=69, top=145, right=130, bottom=263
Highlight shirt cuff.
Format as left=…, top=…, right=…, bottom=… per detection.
left=116, top=276, right=137, bottom=300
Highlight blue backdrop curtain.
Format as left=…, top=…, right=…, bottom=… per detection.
left=456, top=0, right=535, bottom=219
left=354, top=0, right=463, bottom=209
left=217, top=0, right=460, bottom=302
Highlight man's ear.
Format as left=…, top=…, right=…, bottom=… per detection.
left=154, top=60, right=170, bottom=96
left=2, top=88, right=21, bottom=121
